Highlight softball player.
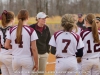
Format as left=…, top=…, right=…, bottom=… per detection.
left=49, top=14, right=84, bottom=75
left=81, top=13, right=100, bottom=75
left=73, top=14, right=83, bottom=35
left=96, top=17, right=100, bottom=29
left=76, top=27, right=83, bottom=75
left=73, top=14, right=84, bottom=75
left=5, top=9, right=38, bottom=75
left=76, top=23, right=84, bottom=75
left=73, top=26, right=83, bottom=75
left=0, top=10, right=15, bottom=75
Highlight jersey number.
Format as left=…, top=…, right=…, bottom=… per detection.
left=62, top=39, right=71, bottom=53
left=15, top=35, right=23, bottom=48
left=87, top=40, right=100, bottom=53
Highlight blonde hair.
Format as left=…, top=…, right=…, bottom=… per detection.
left=85, top=13, right=100, bottom=43
left=1, top=11, right=14, bottom=28
left=61, top=14, right=77, bottom=32
left=16, top=9, right=29, bottom=44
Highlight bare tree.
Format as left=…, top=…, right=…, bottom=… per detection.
left=0, top=0, right=100, bottom=17
left=0, top=0, right=3, bottom=14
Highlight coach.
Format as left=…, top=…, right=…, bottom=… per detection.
left=30, top=12, right=51, bottom=75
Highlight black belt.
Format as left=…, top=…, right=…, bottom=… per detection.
left=56, top=55, right=75, bottom=59
left=56, top=57, right=63, bottom=59
left=1, top=47, right=8, bottom=50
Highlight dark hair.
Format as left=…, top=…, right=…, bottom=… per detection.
left=96, top=17, right=100, bottom=21
left=1, top=10, right=14, bottom=28
left=85, top=13, right=100, bottom=43
left=16, top=9, right=29, bottom=44
left=61, top=14, right=77, bottom=32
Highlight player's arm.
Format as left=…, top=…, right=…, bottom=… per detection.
left=5, top=39, right=12, bottom=49
left=4, top=29, right=12, bottom=49
left=31, top=40, right=38, bottom=71
left=76, top=47, right=83, bottom=57
left=76, top=48, right=83, bottom=63
left=51, top=46, right=56, bottom=55
left=76, top=36, right=84, bottom=63
left=49, top=35, right=56, bottom=55
left=31, top=30, right=38, bottom=71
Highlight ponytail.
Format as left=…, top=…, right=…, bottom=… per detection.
left=92, top=20, right=100, bottom=43
left=0, top=10, right=15, bottom=28
left=16, top=9, right=29, bottom=44
left=85, top=13, right=100, bottom=43
left=61, top=14, right=76, bottom=32
left=16, top=19, right=23, bottom=44
left=1, top=14, right=7, bottom=27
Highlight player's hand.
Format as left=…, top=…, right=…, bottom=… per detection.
left=33, top=64, right=38, bottom=71
left=77, top=57, right=82, bottom=63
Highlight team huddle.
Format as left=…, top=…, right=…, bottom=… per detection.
left=49, top=14, right=100, bottom=75
left=0, top=9, right=100, bottom=75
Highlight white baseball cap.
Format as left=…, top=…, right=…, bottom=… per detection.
left=36, top=12, right=48, bottom=19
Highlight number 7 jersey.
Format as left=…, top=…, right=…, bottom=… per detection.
left=80, top=27, right=100, bottom=58
left=49, top=30, right=84, bottom=57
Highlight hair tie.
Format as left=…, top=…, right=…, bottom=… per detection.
left=2, top=10, right=8, bottom=15
left=0, top=10, right=8, bottom=20
left=92, top=19, right=95, bottom=21
left=19, top=18, right=24, bottom=21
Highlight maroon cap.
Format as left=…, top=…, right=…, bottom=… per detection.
left=78, top=13, right=83, bottom=18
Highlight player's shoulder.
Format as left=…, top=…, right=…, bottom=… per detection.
left=10, top=25, right=17, bottom=30
left=78, top=27, right=83, bottom=31
left=23, top=25, right=34, bottom=31
left=10, top=25, right=17, bottom=31
left=9, top=25, right=17, bottom=34
left=80, top=28, right=91, bottom=38
left=23, top=25, right=35, bottom=36
left=71, top=31, right=80, bottom=39
left=54, top=30, right=64, bottom=37
left=0, top=26, right=11, bottom=30
left=53, top=30, right=64, bottom=40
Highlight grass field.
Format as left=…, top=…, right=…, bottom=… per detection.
left=0, top=16, right=62, bottom=35
left=9, top=16, right=62, bottom=25
left=0, top=14, right=100, bottom=25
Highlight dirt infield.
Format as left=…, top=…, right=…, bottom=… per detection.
left=45, top=53, right=56, bottom=75
left=46, top=53, right=56, bottom=71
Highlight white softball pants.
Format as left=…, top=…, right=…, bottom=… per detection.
left=12, top=56, right=34, bottom=75
left=55, top=56, right=78, bottom=75
left=82, top=57, right=100, bottom=75
left=0, top=53, right=14, bottom=75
